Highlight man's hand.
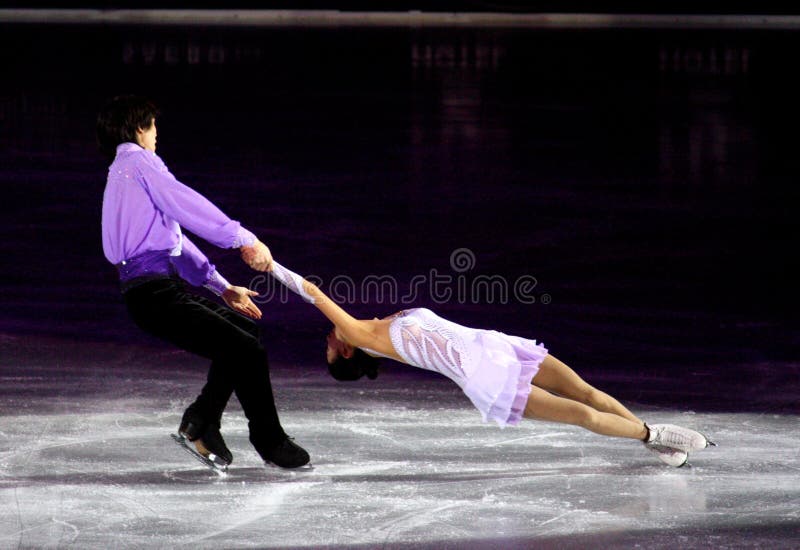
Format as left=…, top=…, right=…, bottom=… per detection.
left=240, top=239, right=273, bottom=272
left=222, top=286, right=262, bottom=320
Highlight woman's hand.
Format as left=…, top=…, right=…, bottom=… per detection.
left=240, top=240, right=273, bottom=272
left=222, top=286, right=262, bottom=320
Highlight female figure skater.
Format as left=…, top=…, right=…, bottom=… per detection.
left=97, top=95, right=309, bottom=470
left=267, top=262, right=714, bottom=467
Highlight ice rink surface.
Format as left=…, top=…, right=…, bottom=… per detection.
left=1, top=334, right=798, bottom=549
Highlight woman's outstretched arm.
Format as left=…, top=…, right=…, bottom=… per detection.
left=269, top=262, right=393, bottom=355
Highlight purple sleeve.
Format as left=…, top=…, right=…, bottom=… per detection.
left=170, top=235, right=231, bottom=296
left=137, top=152, right=256, bottom=249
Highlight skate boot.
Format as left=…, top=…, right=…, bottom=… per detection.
left=645, top=423, right=716, bottom=453
left=256, top=436, right=311, bottom=469
left=195, top=424, right=233, bottom=467
left=178, top=407, right=205, bottom=442
left=175, top=408, right=232, bottom=472
left=644, top=442, right=689, bottom=467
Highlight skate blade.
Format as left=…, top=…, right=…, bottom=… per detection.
left=171, top=433, right=229, bottom=475
left=263, top=460, right=314, bottom=472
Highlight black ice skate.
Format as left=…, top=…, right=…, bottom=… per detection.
left=258, top=436, right=312, bottom=470
left=171, top=432, right=230, bottom=474
left=173, top=410, right=233, bottom=474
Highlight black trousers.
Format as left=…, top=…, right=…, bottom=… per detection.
left=124, top=277, right=286, bottom=447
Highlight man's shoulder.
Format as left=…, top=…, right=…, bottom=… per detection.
left=116, top=148, right=169, bottom=174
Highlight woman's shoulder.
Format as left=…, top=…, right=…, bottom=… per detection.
left=408, top=307, right=436, bottom=318
left=382, top=308, right=418, bottom=321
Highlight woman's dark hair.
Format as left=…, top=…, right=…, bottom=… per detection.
left=96, top=95, right=159, bottom=161
left=327, top=348, right=380, bottom=382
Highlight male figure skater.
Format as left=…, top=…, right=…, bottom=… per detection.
left=97, top=95, right=309, bottom=470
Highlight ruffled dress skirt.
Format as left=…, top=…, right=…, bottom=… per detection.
left=462, top=330, right=548, bottom=427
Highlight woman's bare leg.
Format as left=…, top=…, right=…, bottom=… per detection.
left=532, top=354, right=642, bottom=425
left=524, top=385, right=647, bottom=440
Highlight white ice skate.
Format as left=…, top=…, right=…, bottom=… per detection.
left=645, top=423, right=716, bottom=453
left=644, top=442, right=689, bottom=467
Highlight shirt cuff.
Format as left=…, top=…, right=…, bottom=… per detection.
left=204, top=270, right=231, bottom=296
left=232, top=227, right=257, bottom=248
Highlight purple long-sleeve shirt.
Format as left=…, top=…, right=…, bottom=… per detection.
left=102, top=143, right=256, bottom=295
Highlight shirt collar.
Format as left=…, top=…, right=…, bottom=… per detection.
left=116, top=142, right=144, bottom=154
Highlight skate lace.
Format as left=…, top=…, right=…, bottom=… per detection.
left=654, top=427, right=690, bottom=447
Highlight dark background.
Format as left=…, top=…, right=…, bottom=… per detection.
left=1, top=9, right=797, bottom=412
left=2, top=3, right=800, bottom=14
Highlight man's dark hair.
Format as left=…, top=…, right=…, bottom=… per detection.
left=327, top=348, right=380, bottom=382
left=96, top=95, right=159, bottom=161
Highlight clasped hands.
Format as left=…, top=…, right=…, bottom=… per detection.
left=240, top=239, right=273, bottom=272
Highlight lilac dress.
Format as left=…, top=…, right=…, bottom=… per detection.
left=368, top=308, right=548, bottom=427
